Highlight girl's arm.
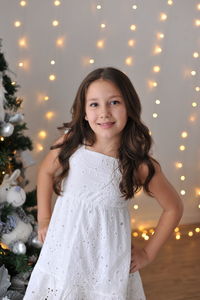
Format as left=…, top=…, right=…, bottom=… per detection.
left=36, top=135, right=65, bottom=242
left=130, top=160, right=184, bottom=272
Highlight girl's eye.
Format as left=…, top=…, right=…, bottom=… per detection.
left=89, top=103, right=98, bottom=107
left=110, top=100, right=120, bottom=105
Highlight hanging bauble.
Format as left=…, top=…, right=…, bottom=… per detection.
left=0, top=122, right=14, bottom=137
left=12, top=241, right=26, bottom=255
left=9, top=113, right=24, bottom=124
left=31, top=236, right=43, bottom=248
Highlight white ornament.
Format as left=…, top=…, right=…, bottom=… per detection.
left=0, top=122, right=14, bottom=137
left=12, top=241, right=26, bottom=255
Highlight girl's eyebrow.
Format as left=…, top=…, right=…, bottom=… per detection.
left=87, top=95, right=122, bottom=102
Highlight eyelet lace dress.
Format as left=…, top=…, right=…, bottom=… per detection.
left=23, top=144, right=146, bottom=300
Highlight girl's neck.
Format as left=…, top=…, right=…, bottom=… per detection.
left=85, top=139, right=120, bottom=158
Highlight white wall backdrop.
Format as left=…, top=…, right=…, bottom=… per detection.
left=0, top=0, right=199, bottom=229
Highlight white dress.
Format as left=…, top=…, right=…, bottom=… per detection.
left=24, top=144, right=146, bottom=300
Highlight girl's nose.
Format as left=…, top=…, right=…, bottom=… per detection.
left=99, top=105, right=111, bottom=118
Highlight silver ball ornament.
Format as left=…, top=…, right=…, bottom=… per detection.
left=31, top=236, right=43, bottom=248
left=12, top=241, right=26, bottom=254
left=0, top=122, right=14, bottom=137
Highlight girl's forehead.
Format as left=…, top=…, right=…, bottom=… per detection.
left=86, top=79, right=122, bottom=99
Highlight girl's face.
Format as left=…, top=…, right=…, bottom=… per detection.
left=85, top=79, right=128, bottom=143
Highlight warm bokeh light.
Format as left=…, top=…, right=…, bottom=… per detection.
left=132, top=5, right=137, bottom=10
left=193, top=52, right=199, bottom=58
left=154, top=46, right=162, bottom=54
left=20, top=1, right=27, bottom=6
left=19, top=38, right=27, bottom=47
left=56, top=38, right=64, bottom=46
left=125, top=57, right=133, bottom=65
left=49, top=74, right=56, bottom=81
left=153, top=113, right=158, bottom=118
left=180, top=176, right=185, bottom=181
left=155, top=99, right=160, bottom=104
left=45, top=111, right=55, bottom=120
left=133, top=204, right=139, bottom=210
left=54, top=0, right=61, bottom=6
left=188, top=231, right=193, bottom=237
left=38, top=130, right=47, bottom=139
left=44, top=96, right=49, bottom=101
left=97, top=4, right=101, bottom=9
left=128, top=39, right=135, bottom=47
left=195, top=19, right=200, bottom=26
left=160, top=13, right=167, bottom=21
left=52, top=20, right=59, bottom=26
left=192, top=102, right=197, bottom=107
left=37, top=143, right=44, bottom=151
left=179, top=145, right=185, bottom=151
left=153, top=66, right=160, bottom=72
left=89, top=59, right=94, bottom=64
left=181, top=131, right=188, bottom=138
left=157, top=32, right=165, bottom=39
left=18, top=62, right=24, bottom=67
left=14, top=21, right=21, bottom=27
left=176, top=162, right=183, bottom=168
left=168, top=0, right=173, bottom=5
left=191, top=70, right=196, bottom=76
left=101, top=23, right=106, bottom=28
left=130, top=24, right=137, bottom=31
left=180, top=190, right=186, bottom=195
left=96, top=40, right=104, bottom=48
left=51, top=60, right=55, bottom=65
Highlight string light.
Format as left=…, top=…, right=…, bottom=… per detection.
left=191, top=70, right=196, bottom=76
left=19, top=38, right=27, bottom=47
left=153, top=113, right=158, bottom=118
left=50, top=60, right=55, bottom=65
left=193, top=52, right=199, bottom=58
left=181, top=131, right=188, bottom=138
left=14, top=21, right=21, bottom=27
left=0, top=137, right=4, bottom=141
left=96, top=4, right=101, bottom=9
left=89, top=59, right=94, bottom=64
left=56, top=38, right=64, bottom=46
left=192, top=102, right=197, bottom=107
left=180, top=190, right=186, bottom=195
left=38, top=131, right=47, bottom=139
left=52, top=20, right=59, bottom=26
left=155, top=99, right=160, bottom=104
left=157, top=33, right=165, bottom=39
left=96, top=40, right=104, bottom=48
left=18, top=62, right=24, bottom=67
left=37, top=144, right=44, bottom=151
left=154, top=46, right=162, bottom=54
left=176, top=162, right=183, bottom=168
left=125, top=57, right=133, bottom=65
left=44, top=96, right=49, bottom=101
left=45, top=112, right=55, bottom=120
left=130, top=24, right=137, bottom=31
left=54, top=0, right=61, bottom=6
left=179, top=145, right=185, bottom=151
left=180, top=176, right=185, bottom=181
left=20, top=1, right=27, bottom=6
left=100, top=23, right=106, bottom=28
left=49, top=74, right=56, bottom=81
left=133, top=204, right=139, bottom=210
left=195, top=86, right=200, bottom=91
left=160, top=13, right=167, bottom=21
left=188, top=231, right=193, bottom=237
left=195, top=19, right=200, bottom=26
left=128, top=39, right=135, bottom=47
left=153, top=66, right=160, bottom=72
left=11, top=81, right=16, bottom=85
left=168, top=0, right=173, bottom=5
left=132, top=5, right=137, bottom=10
left=197, top=4, right=200, bottom=10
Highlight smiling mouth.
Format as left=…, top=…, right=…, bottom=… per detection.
left=97, top=122, right=115, bottom=125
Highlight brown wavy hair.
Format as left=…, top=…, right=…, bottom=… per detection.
left=50, top=67, right=160, bottom=200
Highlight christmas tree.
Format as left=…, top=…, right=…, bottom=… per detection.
left=0, top=39, right=42, bottom=300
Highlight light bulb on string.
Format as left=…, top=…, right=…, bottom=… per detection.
left=181, top=131, right=188, bottom=138
left=192, top=102, right=197, bottom=107
left=100, top=23, right=106, bottom=28
left=49, top=74, right=56, bottom=81
left=128, top=39, right=135, bottom=47
left=130, top=24, right=137, bottom=31
left=193, top=52, right=199, bottom=58
left=14, top=21, right=21, bottom=27
left=153, top=66, right=160, bottom=72
left=195, top=19, right=200, bottom=26
left=160, top=13, right=167, bottom=21
left=54, top=0, right=61, bottom=6
left=154, top=46, right=162, bottom=54
left=125, top=57, right=133, bottom=66
left=20, top=1, right=27, bottom=6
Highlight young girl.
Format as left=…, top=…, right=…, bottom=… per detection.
left=24, top=67, right=183, bottom=300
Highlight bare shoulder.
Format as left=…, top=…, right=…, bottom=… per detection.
left=137, top=158, right=161, bottom=185
left=38, top=134, right=66, bottom=176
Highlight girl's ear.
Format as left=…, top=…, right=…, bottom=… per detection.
left=85, top=115, right=88, bottom=121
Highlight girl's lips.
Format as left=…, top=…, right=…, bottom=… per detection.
left=98, top=122, right=115, bottom=128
